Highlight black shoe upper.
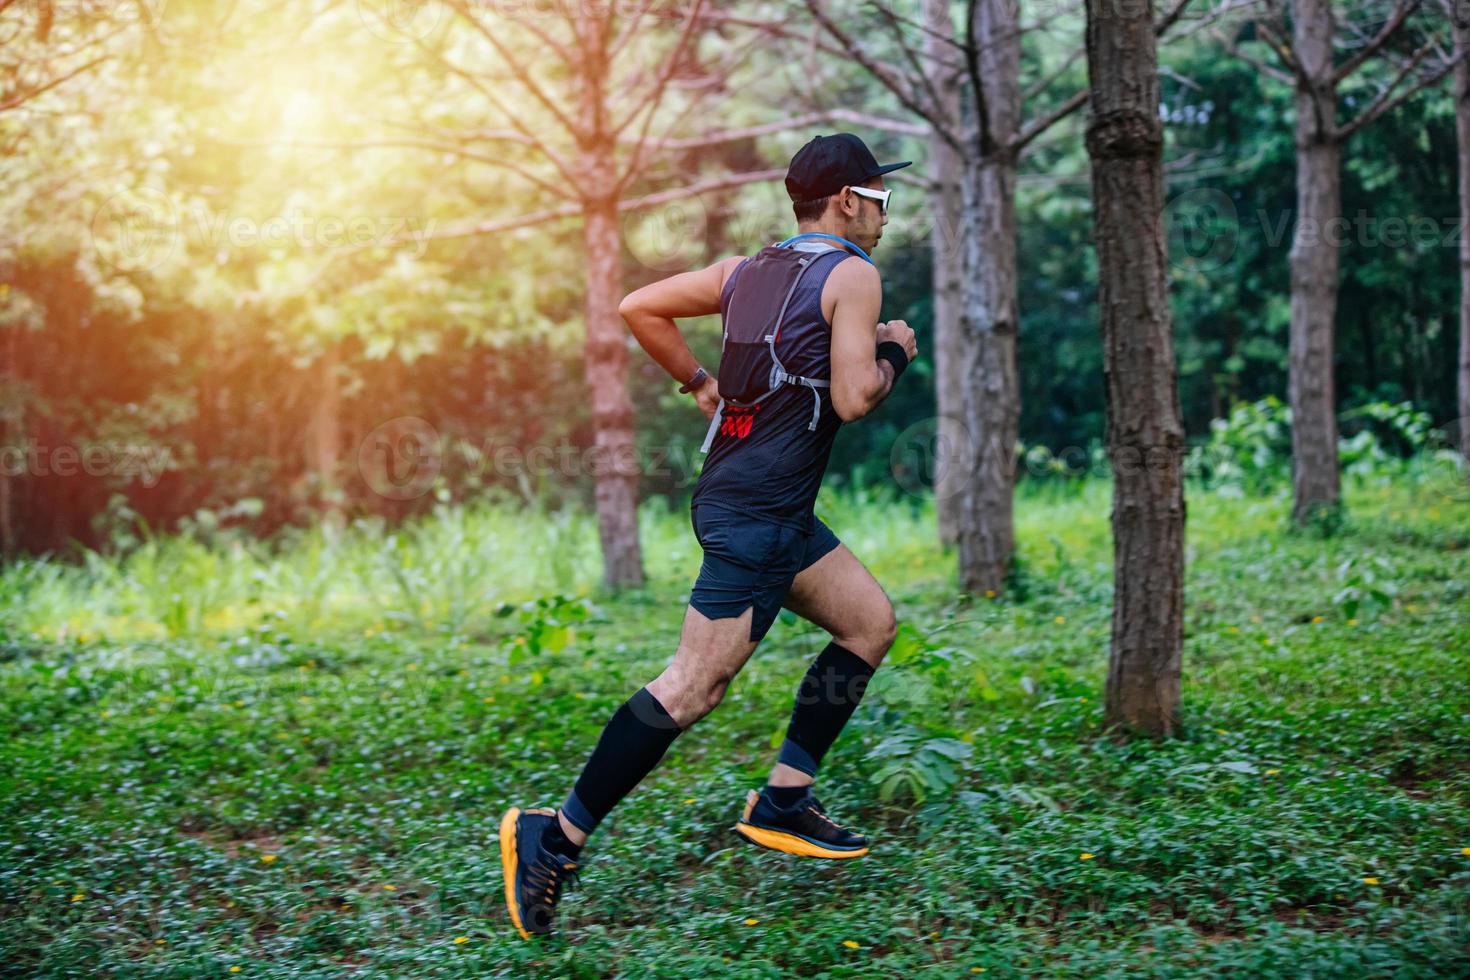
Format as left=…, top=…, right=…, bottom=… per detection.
left=751, top=790, right=868, bottom=849
left=513, top=810, right=580, bottom=935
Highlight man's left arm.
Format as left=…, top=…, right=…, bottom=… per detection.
left=618, top=255, right=742, bottom=419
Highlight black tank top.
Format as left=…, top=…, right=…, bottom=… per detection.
left=691, top=244, right=852, bottom=532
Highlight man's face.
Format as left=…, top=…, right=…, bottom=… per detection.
left=842, top=177, right=889, bottom=252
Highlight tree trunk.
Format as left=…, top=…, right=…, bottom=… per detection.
left=306, top=345, right=342, bottom=520
left=1084, top=0, right=1186, bottom=737
left=955, top=0, right=1021, bottom=595
left=956, top=155, right=1020, bottom=594
left=925, top=0, right=966, bottom=546
left=0, top=320, right=17, bottom=561
left=1454, top=3, right=1470, bottom=462
left=582, top=190, right=645, bottom=589
left=1288, top=0, right=1342, bottom=521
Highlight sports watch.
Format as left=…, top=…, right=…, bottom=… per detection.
left=678, top=366, right=708, bottom=394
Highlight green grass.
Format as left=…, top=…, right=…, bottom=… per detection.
left=2, top=478, right=1468, bottom=976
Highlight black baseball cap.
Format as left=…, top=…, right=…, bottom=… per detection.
left=784, top=133, right=912, bottom=203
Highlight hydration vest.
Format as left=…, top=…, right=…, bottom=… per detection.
left=699, top=233, right=874, bottom=454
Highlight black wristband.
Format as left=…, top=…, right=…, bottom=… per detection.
left=876, top=341, right=909, bottom=382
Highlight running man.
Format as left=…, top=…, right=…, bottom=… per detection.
left=499, top=133, right=919, bottom=939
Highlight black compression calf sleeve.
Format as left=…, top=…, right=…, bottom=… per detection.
left=560, top=686, right=683, bottom=835
left=776, top=641, right=876, bottom=777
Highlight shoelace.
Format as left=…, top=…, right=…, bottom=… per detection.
left=525, top=851, right=580, bottom=908
left=796, top=796, right=843, bottom=833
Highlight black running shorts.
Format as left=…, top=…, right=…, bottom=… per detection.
left=688, top=502, right=842, bottom=643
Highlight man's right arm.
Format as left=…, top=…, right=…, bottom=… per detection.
left=828, top=258, right=918, bottom=422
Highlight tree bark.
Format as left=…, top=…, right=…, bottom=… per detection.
left=306, top=345, right=342, bottom=520
left=1084, top=0, right=1186, bottom=737
left=1287, top=0, right=1342, bottom=521
left=954, top=0, right=1021, bottom=595
left=1454, top=3, right=1470, bottom=461
left=0, top=320, right=17, bottom=561
left=582, top=189, right=645, bottom=589
left=924, top=0, right=966, bottom=547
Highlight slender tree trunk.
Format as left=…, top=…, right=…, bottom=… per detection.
left=582, top=189, right=645, bottom=589
left=957, top=154, right=1020, bottom=594
left=955, top=0, right=1021, bottom=595
left=1084, top=0, right=1186, bottom=736
left=574, top=12, right=643, bottom=589
left=0, top=321, right=17, bottom=560
left=1454, top=3, right=1470, bottom=461
left=307, top=345, right=342, bottom=520
left=1288, top=0, right=1342, bottom=521
left=925, top=0, right=966, bottom=546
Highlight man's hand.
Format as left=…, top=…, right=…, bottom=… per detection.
left=877, top=319, right=918, bottom=362
left=693, top=375, right=721, bottom=421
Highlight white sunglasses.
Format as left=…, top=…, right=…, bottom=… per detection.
left=847, top=185, right=892, bottom=216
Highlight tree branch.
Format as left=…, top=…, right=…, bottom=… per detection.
left=869, top=0, right=953, bottom=121
left=0, top=54, right=109, bottom=114
left=400, top=167, right=787, bottom=244
left=1015, top=0, right=1195, bottom=153
left=617, top=109, right=928, bottom=152
left=1212, top=24, right=1294, bottom=85
left=611, top=0, right=706, bottom=135
left=1014, top=89, right=1088, bottom=152
left=1022, top=42, right=1086, bottom=103
left=607, top=0, right=659, bottom=63
left=1334, top=0, right=1421, bottom=84
left=201, top=134, right=575, bottom=201
left=497, top=7, right=578, bottom=67
left=443, top=0, right=582, bottom=138
left=1340, top=45, right=1466, bottom=139
left=1253, top=19, right=1305, bottom=81
left=403, top=31, right=585, bottom=195
left=802, top=0, right=965, bottom=150
left=963, top=0, right=993, bottom=155
left=613, top=0, right=709, bottom=194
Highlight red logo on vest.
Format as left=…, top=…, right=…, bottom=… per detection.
left=719, top=404, right=759, bottom=440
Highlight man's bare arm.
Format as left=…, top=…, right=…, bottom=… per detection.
left=828, top=258, right=916, bottom=422
left=618, top=256, right=744, bottom=384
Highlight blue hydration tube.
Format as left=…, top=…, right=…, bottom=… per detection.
left=776, top=232, right=875, bottom=266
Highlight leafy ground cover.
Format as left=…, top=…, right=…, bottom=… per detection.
left=2, top=478, right=1468, bottom=976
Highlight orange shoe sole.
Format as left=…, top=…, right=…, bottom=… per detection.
left=499, top=807, right=531, bottom=939
left=500, top=806, right=558, bottom=939
left=732, top=790, right=870, bottom=859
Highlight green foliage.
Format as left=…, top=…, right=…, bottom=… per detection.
left=1186, top=397, right=1446, bottom=501
left=4, top=482, right=1467, bottom=975
left=1186, top=396, right=1292, bottom=495
left=1332, top=556, right=1399, bottom=623
left=495, top=595, right=594, bottom=665
left=866, top=724, right=974, bottom=805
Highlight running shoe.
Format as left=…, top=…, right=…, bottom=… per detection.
left=499, top=806, right=580, bottom=938
left=732, top=788, right=870, bottom=859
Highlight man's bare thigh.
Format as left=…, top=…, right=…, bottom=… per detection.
left=781, top=543, right=895, bottom=664
left=646, top=603, right=763, bottom=728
